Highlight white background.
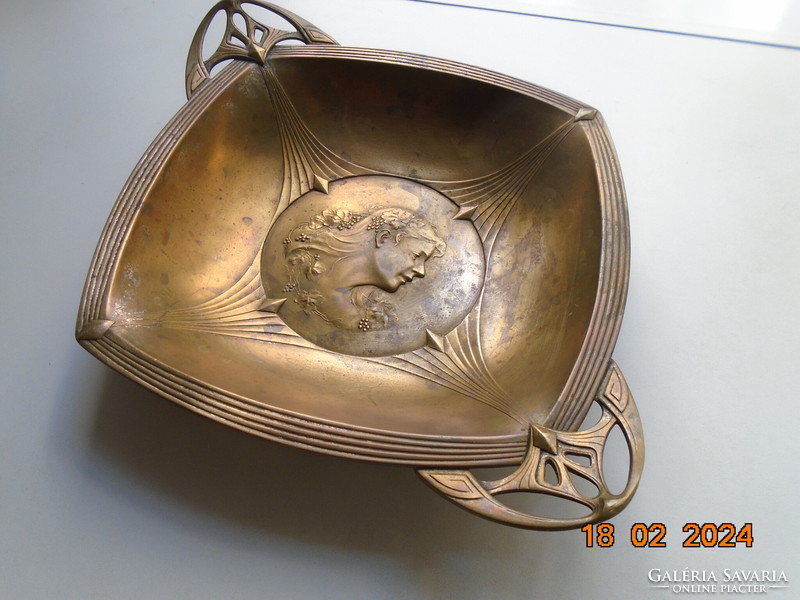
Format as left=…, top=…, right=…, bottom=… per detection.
left=414, top=0, right=800, bottom=47
left=1, top=1, right=799, bottom=598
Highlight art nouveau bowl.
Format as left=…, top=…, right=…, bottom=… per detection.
left=77, top=1, right=643, bottom=529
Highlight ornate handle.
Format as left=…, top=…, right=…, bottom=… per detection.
left=419, top=362, right=644, bottom=530
left=185, top=0, right=337, bottom=98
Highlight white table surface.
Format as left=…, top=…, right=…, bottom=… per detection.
left=1, top=1, right=798, bottom=598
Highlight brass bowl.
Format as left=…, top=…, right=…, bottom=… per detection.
left=77, top=1, right=643, bottom=529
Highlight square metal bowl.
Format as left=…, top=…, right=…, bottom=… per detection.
left=77, top=0, right=643, bottom=529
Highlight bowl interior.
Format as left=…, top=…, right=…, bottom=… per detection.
left=102, top=50, right=602, bottom=448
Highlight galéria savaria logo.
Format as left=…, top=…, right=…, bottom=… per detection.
left=648, top=569, right=789, bottom=594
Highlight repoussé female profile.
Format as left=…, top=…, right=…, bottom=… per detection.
left=281, top=206, right=446, bottom=331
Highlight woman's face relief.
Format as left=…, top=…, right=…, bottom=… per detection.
left=283, top=207, right=446, bottom=296
left=259, top=175, right=486, bottom=357
left=373, top=233, right=439, bottom=292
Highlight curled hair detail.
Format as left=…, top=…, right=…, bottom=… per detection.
left=281, top=206, right=447, bottom=331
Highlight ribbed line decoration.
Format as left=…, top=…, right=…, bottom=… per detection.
left=548, top=117, right=629, bottom=431
left=88, top=335, right=527, bottom=465
left=269, top=45, right=584, bottom=113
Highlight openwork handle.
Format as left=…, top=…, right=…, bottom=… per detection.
left=419, top=362, right=644, bottom=530
left=186, top=0, right=337, bottom=98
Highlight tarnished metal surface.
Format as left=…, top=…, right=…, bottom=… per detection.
left=77, top=0, right=643, bottom=529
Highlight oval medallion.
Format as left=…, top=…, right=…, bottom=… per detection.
left=260, top=175, right=485, bottom=356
